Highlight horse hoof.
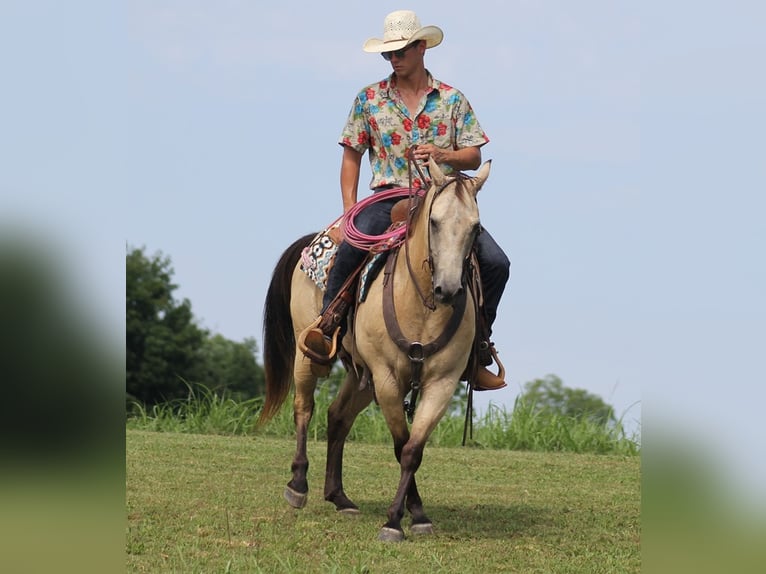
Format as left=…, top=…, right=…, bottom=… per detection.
left=338, top=507, right=361, bottom=516
left=377, top=527, right=405, bottom=542
left=411, top=522, right=434, bottom=535
left=284, top=486, right=307, bottom=509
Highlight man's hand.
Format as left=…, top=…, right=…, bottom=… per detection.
left=412, top=144, right=482, bottom=171
left=411, top=143, right=448, bottom=165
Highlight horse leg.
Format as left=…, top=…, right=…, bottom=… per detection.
left=404, top=380, right=459, bottom=535
left=375, top=381, right=431, bottom=541
left=323, top=369, right=373, bottom=513
left=378, top=434, right=429, bottom=542
left=284, top=357, right=316, bottom=509
left=377, top=378, right=457, bottom=540
left=394, top=433, right=433, bottom=534
left=402, top=443, right=433, bottom=535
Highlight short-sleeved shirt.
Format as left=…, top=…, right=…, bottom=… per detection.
left=339, top=71, right=489, bottom=190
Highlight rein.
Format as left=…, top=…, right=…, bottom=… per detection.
left=405, top=156, right=435, bottom=309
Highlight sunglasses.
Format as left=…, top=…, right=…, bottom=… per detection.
left=381, top=41, right=420, bottom=61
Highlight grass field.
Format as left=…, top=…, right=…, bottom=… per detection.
left=126, top=430, right=640, bottom=573
left=126, top=384, right=640, bottom=456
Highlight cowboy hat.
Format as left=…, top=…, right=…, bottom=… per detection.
left=362, top=10, right=443, bottom=53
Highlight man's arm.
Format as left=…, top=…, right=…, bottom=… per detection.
left=340, top=145, right=363, bottom=213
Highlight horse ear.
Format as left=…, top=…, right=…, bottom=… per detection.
left=472, top=160, right=492, bottom=194
left=428, top=156, right=446, bottom=185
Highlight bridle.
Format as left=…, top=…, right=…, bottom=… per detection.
left=403, top=157, right=471, bottom=311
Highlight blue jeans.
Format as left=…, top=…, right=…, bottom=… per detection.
left=322, top=199, right=510, bottom=336
left=473, top=228, right=510, bottom=332
left=323, top=197, right=398, bottom=310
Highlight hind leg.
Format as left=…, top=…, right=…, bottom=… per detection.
left=284, top=354, right=318, bottom=509
left=324, top=368, right=373, bottom=513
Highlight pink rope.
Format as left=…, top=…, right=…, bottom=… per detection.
left=342, top=187, right=426, bottom=252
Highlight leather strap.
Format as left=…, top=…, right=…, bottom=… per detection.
left=382, top=247, right=467, bottom=358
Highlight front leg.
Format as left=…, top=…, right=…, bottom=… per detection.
left=379, top=438, right=428, bottom=541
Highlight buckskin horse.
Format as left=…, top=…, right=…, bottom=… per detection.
left=259, top=157, right=492, bottom=541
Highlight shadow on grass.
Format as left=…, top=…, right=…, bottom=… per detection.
left=345, top=500, right=551, bottom=540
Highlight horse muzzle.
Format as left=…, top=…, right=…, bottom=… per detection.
left=433, top=283, right=464, bottom=305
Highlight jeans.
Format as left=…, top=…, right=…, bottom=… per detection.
left=473, top=227, right=510, bottom=332
left=322, top=197, right=398, bottom=310
left=322, top=199, right=510, bottom=337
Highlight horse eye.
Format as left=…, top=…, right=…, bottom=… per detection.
left=429, top=217, right=440, bottom=231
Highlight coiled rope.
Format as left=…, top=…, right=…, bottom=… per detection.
left=342, top=187, right=425, bottom=252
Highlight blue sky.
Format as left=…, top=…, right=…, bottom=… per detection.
left=2, top=1, right=764, bottom=502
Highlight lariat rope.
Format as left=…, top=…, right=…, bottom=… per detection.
left=342, top=153, right=430, bottom=253
left=342, top=187, right=424, bottom=251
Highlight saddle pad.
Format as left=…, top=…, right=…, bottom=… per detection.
left=299, top=221, right=341, bottom=291
left=299, top=219, right=392, bottom=299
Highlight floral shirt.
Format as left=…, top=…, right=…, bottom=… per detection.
left=339, top=71, right=489, bottom=190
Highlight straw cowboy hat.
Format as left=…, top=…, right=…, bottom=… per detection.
left=362, top=10, right=443, bottom=53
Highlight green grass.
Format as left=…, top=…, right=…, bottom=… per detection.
left=126, top=430, right=640, bottom=573
left=126, top=384, right=639, bottom=456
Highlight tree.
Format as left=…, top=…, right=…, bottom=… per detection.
left=198, top=334, right=264, bottom=400
left=126, top=246, right=207, bottom=405
left=518, top=375, right=616, bottom=426
left=127, top=246, right=266, bottom=407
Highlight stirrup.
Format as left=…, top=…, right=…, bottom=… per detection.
left=473, top=343, right=507, bottom=391
left=298, top=316, right=339, bottom=376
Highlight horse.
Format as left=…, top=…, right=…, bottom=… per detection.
left=259, top=157, right=492, bottom=541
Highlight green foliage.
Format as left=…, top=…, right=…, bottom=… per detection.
left=126, top=246, right=207, bottom=405
left=199, top=334, right=265, bottom=400
left=470, top=398, right=639, bottom=455
left=126, top=246, right=264, bottom=408
left=127, top=382, right=263, bottom=435
left=518, top=374, right=617, bottom=426
left=127, top=379, right=639, bottom=456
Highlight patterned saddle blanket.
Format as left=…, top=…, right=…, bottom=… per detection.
left=299, top=221, right=385, bottom=302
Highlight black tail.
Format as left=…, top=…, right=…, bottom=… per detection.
left=258, top=232, right=317, bottom=424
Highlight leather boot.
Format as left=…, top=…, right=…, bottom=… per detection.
left=474, top=366, right=507, bottom=391
left=298, top=288, right=354, bottom=376
left=474, top=341, right=507, bottom=391
left=298, top=318, right=339, bottom=377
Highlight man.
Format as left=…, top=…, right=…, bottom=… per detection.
left=303, top=10, right=510, bottom=391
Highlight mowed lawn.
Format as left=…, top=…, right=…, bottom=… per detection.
left=126, top=430, right=640, bottom=573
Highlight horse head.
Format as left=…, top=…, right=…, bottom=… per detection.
left=425, top=156, right=491, bottom=306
